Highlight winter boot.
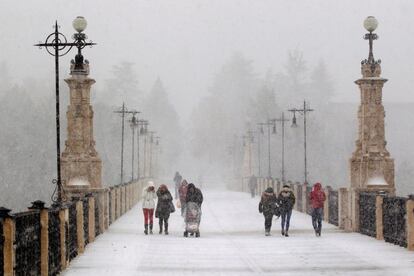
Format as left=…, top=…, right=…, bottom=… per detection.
left=159, top=221, right=163, bottom=234
left=281, top=229, right=285, bottom=236
left=149, top=223, right=153, bottom=235
left=164, top=222, right=169, bottom=235
left=195, top=231, right=200, bottom=238
left=265, top=229, right=270, bottom=236
left=284, top=231, right=289, bottom=237
left=144, top=224, right=148, bottom=235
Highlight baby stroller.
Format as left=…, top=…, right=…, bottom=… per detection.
left=184, top=202, right=202, bottom=237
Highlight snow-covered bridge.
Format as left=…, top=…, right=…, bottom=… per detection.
left=63, top=190, right=414, bottom=276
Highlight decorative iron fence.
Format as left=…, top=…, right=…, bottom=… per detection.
left=14, top=211, right=41, bottom=276
left=68, top=202, right=78, bottom=261
left=359, top=192, right=376, bottom=237
left=383, top=196, right=407, bottom=247
left=95, top=196, right=100, bottom=237
left=48, top=208, right=61, bottom=276
left=0, top=219, right=4, bottom=276
left=82, top=198, right=89, bottom=246
left=329, top=190, right=339, bottom=226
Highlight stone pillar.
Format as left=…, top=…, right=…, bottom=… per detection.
left=406, top=196, right=414, bottom=251
left=347, top=24, right=395, bottom=231
left=61, top=62, right=102, bottom=190
left=375, top=195, right=384, bottom=240
left=302, top=182, right=307, bottom=213
left=324, top=187, right=330, bottom=222
left=88, top=197, right=95, bottom=243
left=1, top=210, right=15, bottom=276
left=104, top=190, right=109, bottom=229
left=110, top=188, right=116, bottom=223
left=292, top=184, right=298, bottom=211
left=338, top=188, right=350, bottom=230
left=59, top=208, right=69, bottom=269
left=40, top=209, right=49, bottom=276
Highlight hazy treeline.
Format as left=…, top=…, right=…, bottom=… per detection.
left=189, top=51, right=414, bottom=195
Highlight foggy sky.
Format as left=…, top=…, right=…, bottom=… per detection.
left=1, top=0, right=414, bottom=123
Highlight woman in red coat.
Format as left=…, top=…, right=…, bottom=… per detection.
left=309, top=182, right=326, bottom=237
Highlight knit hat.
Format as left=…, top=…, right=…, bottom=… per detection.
left=265, top=187, right=274, bottom=193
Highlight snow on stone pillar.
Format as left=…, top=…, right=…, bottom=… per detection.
left=61, top=61, right=102, bottom=189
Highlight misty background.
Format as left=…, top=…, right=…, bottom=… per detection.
left=0, top=0, right=413, bottom=211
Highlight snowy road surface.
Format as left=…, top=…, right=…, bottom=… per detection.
left=63, top=190, right=414, bottom=276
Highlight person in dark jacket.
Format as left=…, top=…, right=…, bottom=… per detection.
left=248, top=175, right=258, bottom=198
left=278, top=185, right=296, bottom=237
left=258, top=187, right=278, bottom=236
left=309, top=182, right=326, bottom=237
left=155, top=184, right=173, bottom=235
left=185, top=183, right=203, bottom=206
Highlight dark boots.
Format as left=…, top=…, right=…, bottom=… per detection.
left=144, top=224, right=148, bottom=235
left=149, top=223, right=153, bottom=235
left=159, top=220, right=163, bottom=234
left=164, top=221, right=169, bottom=235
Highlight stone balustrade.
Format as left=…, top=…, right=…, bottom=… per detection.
left=0, top=179, right=146, bottom=276
left=243, top=177, right=414, bottom=252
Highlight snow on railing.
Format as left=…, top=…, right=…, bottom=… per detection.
left=0, top=179, right=146, bottom=276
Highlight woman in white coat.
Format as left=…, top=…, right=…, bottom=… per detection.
left=142, top=181, right=156, bottom=234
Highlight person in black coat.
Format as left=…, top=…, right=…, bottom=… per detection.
left=155, top=184, right=173, bottom=235
left=185, top=183, right=203, bottom=206
left=278, top=185, right=296, bottom=237
left=259, top=187, right=278, bottom=236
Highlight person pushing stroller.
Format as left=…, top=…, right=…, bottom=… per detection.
left=184, top=183, right=203, bottom=237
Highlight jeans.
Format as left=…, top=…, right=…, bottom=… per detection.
left=281, top=209, right=292, bottom=231
left=311, top=208, right=323, bottom=233
left=264, top=214, right=273, bottom=231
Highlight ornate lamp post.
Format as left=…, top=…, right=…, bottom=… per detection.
left=273, top=112, right=290, bottom=184
left=258, top=120, right=277, bottom=178
left=35, top=16, right=95, bottom=204
left=128, top=111, right=140, bottom=181
left=137, top=119, right=148, bottom=179
left=113, top=104, right=138, bottom=184
left=289, top=101, right=314, bottom=184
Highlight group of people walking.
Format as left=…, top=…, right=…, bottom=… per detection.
left=257, top=179, right=326, bottom=237
left=141, top=172, right=203, bottom=237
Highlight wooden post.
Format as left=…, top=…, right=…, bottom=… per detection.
left=76, top=201, right=84, bottom=254
left=375, top=195, right=384, bottom=240
left=117, top=187, right=121, bottom=218
left=88, top=197, right=95, bottom=243
left=406, top=196, right=414, bottom=251
left=40, top=209, right=49, bottom=276
left=324, top=187, right=330, bottom=222
left=3, top=217, right=15, bottom=276
left=111, top=189, right=116, bottom=223
left=59, top=208, right=68, bottom=269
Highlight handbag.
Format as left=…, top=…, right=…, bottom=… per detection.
left=169, top=201, right=176, bottom=213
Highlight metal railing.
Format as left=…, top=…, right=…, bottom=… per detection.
left=82, top=198, right=89, bottom=246
left=359, top=192, right=376, bottom=237
left=14, top=211, right=41, bottom=276
left=328, top=190, right=339, bottom=226
left=48, top=208, right=61, bottom=276
left=0, top=219, right=4, bottom=276
left=383, top=196, right=407, bottom=247
left=68, top=202, right=78, bottom=261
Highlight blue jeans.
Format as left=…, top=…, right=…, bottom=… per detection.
left=281, top=209, right=292, bottom=231
left=311, top=208, right=323, bottom=233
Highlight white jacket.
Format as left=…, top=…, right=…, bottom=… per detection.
left=142, top=183, right=156, bottom=209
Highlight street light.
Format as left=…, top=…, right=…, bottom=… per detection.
left=113, top=104, right=138, bottom=184
left=362, top=16, right=380, bottom=72
left=136, top=119, right=148, bottom=179
left=273, top=112, right=290, bottom=184
left=35, top=16, right=96, bottom=204
left=258, top=120, right=277, bottom=178
left=288, top=100, right=314, bottom=184
left=128, top=111, right=140, bottom=181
